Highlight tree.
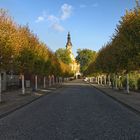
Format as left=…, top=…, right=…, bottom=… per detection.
left=86, top=1, right=140, bottom=93
left=55, top=48, right=71, bottom=65
left=0, top=9, right=18, bottom=71
left=76, top=49, right=96, bottom=74
left=0, top=8, right=74, bottom=94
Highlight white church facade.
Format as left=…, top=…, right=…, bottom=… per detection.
left=65, top=32, right=81, bottom=79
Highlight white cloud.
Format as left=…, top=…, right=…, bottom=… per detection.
left=80, top=4, right=87, bottom=8
left=35, top=3, right=73, bottom=32
left=35, top=16, right=45, bottom=23
left=51, top=23, right=65, bottom=32
left=47, top=15, right=64, bottom=32
left=35, top=11, right=47, bottom=23
left=47, top=15, right=59, bottom=23
left=60, top=4, right=73, bottom=20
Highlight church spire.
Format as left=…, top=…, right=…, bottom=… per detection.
left=66, top=32, right=72, bottom=48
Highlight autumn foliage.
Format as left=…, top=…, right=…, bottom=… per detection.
left=86, top=2, right=140, bottom=75
left=0, top=9, right=72, bottom=77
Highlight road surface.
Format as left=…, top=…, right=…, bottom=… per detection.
left=0, top=80, right=140, bottom=140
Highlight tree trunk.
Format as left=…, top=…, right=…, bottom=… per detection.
left=59, top=77, right=61, bottom=84
left=22, top=74, right=25, bottom=94
left=59, top=77, right=62, bottom=84
left=126, top=73, right=129, bottom=94
left=0, top=73, right=2, bottom=102
left=35, top=75, right=38, bottom=90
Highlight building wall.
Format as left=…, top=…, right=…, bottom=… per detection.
left=65, top=32, right=81, bottom=77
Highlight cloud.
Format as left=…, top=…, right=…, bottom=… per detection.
left=47, top=15, right=59, bottom=23
left=80, top=4, right=87, bottom=8
left=35, top=16, right=45, bottom=23
left=35, top=11, right=47, bottom=23
left=35, top=3, right=73, bottom=32
left=51, top=23, right=65, bottom=32
left=47, top=15, right=64, bottom=32
left=60, top=4, right=73, bottom=20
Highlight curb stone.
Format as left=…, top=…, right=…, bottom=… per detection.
left=90, top=83, right=140, bottom=116
left=0, top=92, right=48, bottom=119
left=0, top=85, right=63, bottom=119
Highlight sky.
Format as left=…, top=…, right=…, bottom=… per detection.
left=0, top=0, right=136, bottom=56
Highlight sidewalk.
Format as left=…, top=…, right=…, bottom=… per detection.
left=92, top=84, right=140, bottom=114
left=0, top=84, right=62, bottom=119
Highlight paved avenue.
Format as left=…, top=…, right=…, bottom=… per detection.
left=0, top=80, right=140, bottom=140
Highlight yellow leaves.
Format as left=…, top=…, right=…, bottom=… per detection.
left=59, top=60, right=71, bottom=75
left=0, top=8, right=71, bottom=76
left=87, top=2, right=140, bottom=75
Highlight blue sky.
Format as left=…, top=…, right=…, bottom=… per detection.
left=0, top=0, right=136, bottom=56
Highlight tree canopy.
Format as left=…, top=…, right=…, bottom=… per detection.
left=86, top=1, right=140, bottom=76
left=55, top=48, right=72, bottom=65
left=76, top=49, right=96, bottom=74
left=0, top=9, right=72, bottom=77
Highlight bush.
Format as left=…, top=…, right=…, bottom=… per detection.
left=129, top=78, right=136, bottom=90
left=121, top=76, right=137, bottom=90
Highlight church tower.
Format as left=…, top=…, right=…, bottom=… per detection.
left=66, top=32, right=72, bottom=53
left=65, top=32, right=81, bottom=78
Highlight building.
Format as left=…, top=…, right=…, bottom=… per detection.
left=65, top=32, right=81, bottom=78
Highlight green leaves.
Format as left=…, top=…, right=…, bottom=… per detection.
left=55, top=48, right=72, bottom=65
left=76, top=49, right=96, bottom=73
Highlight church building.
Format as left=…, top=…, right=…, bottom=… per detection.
left=65, top=32, right=81, bottom=78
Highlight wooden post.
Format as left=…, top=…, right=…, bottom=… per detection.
left=126, top=73, right=129, bottom=94
left=44, top=77, right=46, bottom=89
left=115, top=75, right=118, bottom=89
left=0, top=73, right=2, bottom=102
left=113, top=74, right=115, bottom=88
left=104, top=75, right=107, bottom=85
left=97, top=76, right=99, bottom=84
left=52, top=75, right=55, bottom=85
left=49, top=75, right=51, bottom=87
left=101, top=76, right=103, bottom=85
left=22, top=74, right=25, bottom=94
left=108, top=75, right=111, bottom=87
left=56, top=77, right=58, bottom=84
left=35, top=75, right=37, bottom=90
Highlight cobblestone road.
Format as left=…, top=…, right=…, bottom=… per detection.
left=0, top=80, right=140, bottom=140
